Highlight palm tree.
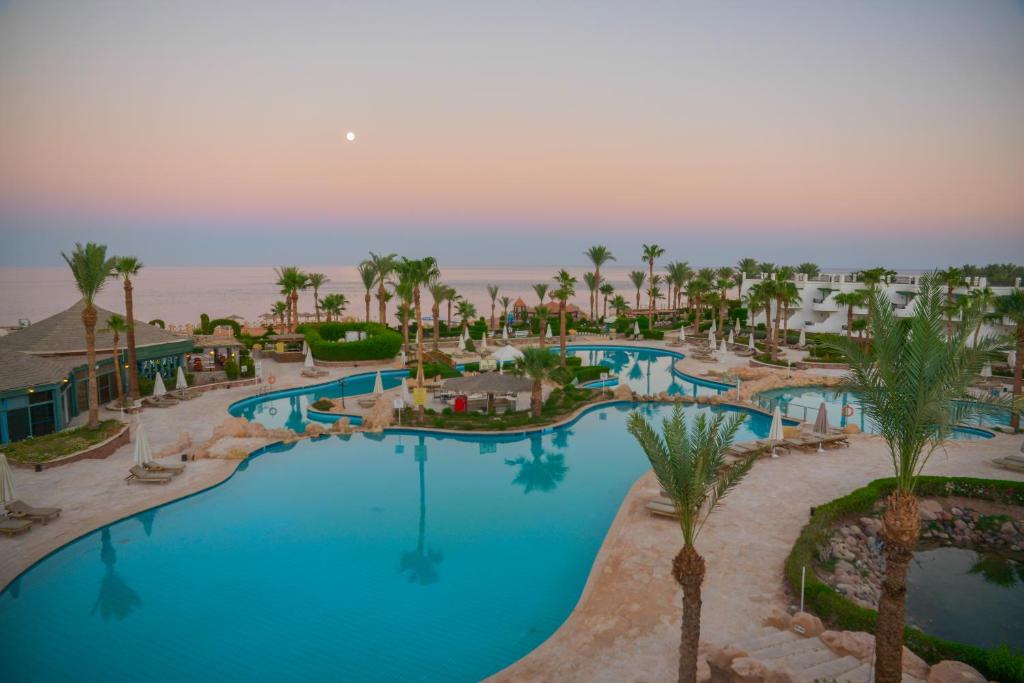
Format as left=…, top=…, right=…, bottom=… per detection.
left=506, top=435, right=568, bottom=493
left=642, top=244, right=666, bottom=314
left=996, top=288, right=1024, bottom=430
left=274, top=266, right=308, bottom=332
left=736, top=257, right=759, bottom=279
left=428, top=279, right=449, bottom=351
left=63, top=242, right=115, bottom=428
left=320, top=293, right=346, bottom=322
left=778, top=280, right=801, bottom=345
left=627, top=406, right=755, bottom=683
left=401, top=257, right=440, bottom=420
left=834, top=290, right=866, bottom=341
left=521, top=346, right=557, bottom=417
left=307, top=272, right=329, bottom=323
left=499, top=295, right=512, bottom=330
left=357, top=262, right=376, bottom=322
left=610, top=294, right=629, bottom=318
left=367, top=252, right=397, bottom=325
left=686, top=276, right=711, bottom=328
left=795, top=262, right=820, bottom=278
left=826, top=276, right=1001, bottom=682
left=742, top=283, right=768, bottom=337
left=270, top=301, right=288, bottom=330
left=628, top=270, right=647, bottom=311
left=937, top=267, right=965, bottom=338
left=582, top=272, right=598, bottom=321
left=486, top=284, right=500, bottom=330
left=856, top=267, right=896, bottom=336
left=455, top=299, right=477, bottom=335
left=599, top=282, right=614, bottom=319
left=102, top=313, right=128, bottom=407
left=966, top=287, right=997, bottom=347
left=770, top=266, right=795, bottom=355
left=552, top=270, right=577, bottom=367
left=532, top=283, right=550, bottom=344
left=112, top=256, right=143, bottom=399
left=715, top=270, right=734, bottom=332
left=584, top=245, right=615, bottom=309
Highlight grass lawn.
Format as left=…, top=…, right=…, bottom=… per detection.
left=3, top=420, right=125, bottom=464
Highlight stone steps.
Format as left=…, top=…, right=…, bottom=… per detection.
left=797, top=654, right=864, bottom=681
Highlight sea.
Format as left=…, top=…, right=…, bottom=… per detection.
left=0, top=265, right=654, bottom=329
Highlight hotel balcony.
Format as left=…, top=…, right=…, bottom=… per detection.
left=812, top=297, right=838, bottom=312
left=893, top=305, right=915, bottom=318
left=852, top=305, right=869, bottom=316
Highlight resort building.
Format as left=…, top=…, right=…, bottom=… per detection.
left=0, top=300, right=191, bottom=444
left=738, top=272, right=1021, bottom=337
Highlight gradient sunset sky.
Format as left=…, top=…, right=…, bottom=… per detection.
left=1, top=1, right=1022, bottom=268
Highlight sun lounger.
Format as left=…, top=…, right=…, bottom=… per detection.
left=0, top=515, right=33, bottom=536
left=5, top=500, right=62, bottom=524
left=143, top=396, right=178, bottom=408
left=994, top=455, right=1024, bottom=473
left=144, top=460, right=186, bottom=475
left=646, top=497, right=678, bottom=519
left=126, top=465, right=173, bottom=484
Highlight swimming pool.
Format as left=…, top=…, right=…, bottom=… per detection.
left=756, top=386, right=996, bottom=440
left=0, top=401, right=777, bottom=682
left=561, top=345, right=728, bottom=398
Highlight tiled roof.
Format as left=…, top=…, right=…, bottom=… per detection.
left=0, top=299, right=186, bottom=355
left=0, top=349, right=71, bottom=392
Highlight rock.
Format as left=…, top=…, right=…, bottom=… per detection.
left=820, top=630, right=875, bottom=661
left=707, top=645, right=747, bottom=672
left=927, top=660, right=986, bottom=683
left=329, top=417, right=350, bottom=433
left=303, top=422, right=326, bottom=437
left=211, top=416, right=253, bottom=439
left=903, top=647, right=930, bottom=680
left=789, top=612, right=824, bottom=638
left=1000, top=520, right=1017, bottom=536
left=859, top=516, right=883, bottom=536
left=950, top=506, right=963, bottom=516
left=835, top=559, right=855, bottom=574
left=612, top=383, right=632, bottom=400
left=697, top=658, right=710, bottom=683
left=730, top=657, right=768, bottom=683
left=762, top=609, right=791, bottom=630
left=843, top=424, right=860, bottom=434
left=919, top=499, right=943, bottom=521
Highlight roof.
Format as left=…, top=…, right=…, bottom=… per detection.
left=192, top=334, right=244, bottom=348
left=0, top=300, right=186, bottom=355
left=0, top=349, right=71, bottom=392
left=442, top=374, right=533, bottom=394
left=512, top=297, right=528, bottom=308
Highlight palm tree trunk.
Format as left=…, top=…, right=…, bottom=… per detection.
left=847, top=308, right=853, bottom=341
left=446, top=300, right=452, bottom=328
left=531, top=380, right=542, bottom=417
left=595, top=267, right=602, bottom=320
left=365, top=292, right=371, bottom=322
left=432, top=302, right=441, bottom=352
left=636, top=288, right=641, bottom=311
left=314, top=290, right=321, bottom=323
left=378, top=285, right=387, bottom=325
left=415, top=289, right=424, bottom=423
left=648, top=261, right=655, bottom=315
left=946, top=286, right=953, bottom=338
left=672, top=545, right=705, bottom=683
left=772, top=298, right=783, bottom=356
left=291, top=292, right=299, bottom=332
left=1012, top=326, right=1023, bottom=430
left=83, top=305, right=100, bottom=428
left=123, top=279, right=140, bottom=399
left=559, top=304, right=567, bottom=367
left=603, top=293, right=608, bottom=319
left=874, top=490, right=919, bottom=683
left=490, top=303, right=496, bottom=331
left=111, top=335, right=125, bottom=406
left=538, top=316, right=546, bottom=347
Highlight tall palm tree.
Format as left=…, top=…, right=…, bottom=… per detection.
left=855, top=267, right=896, bottom=336
left=306, top=272, right=329, bottom=323
left=113, top=256, right=143, bottom=399
left=532, top=283, right=550, bottom=344
left=715, top=269, right=734, bottom=332
left=274, top=266, right=307, bottom=332
left=996, top=288, right=1024, bottom=430
left=628, top=270, right=647, bottom=312
left=486, top=284, right=500, bottom=330
left=63, top=243, right=115, bottom=428
left=742, top=283, right=767, bottom=336
left=270, top=301, right=288, bottom=330
left=648, top=274, right=664, bottom=322
left=686, top=276, right=711, bottom=327
left=552, top=270, right=577, bottom=367
left=582, top=272, right=598, bottom=321
left=827, top=276, right=1001, bottom=682
left=357, top=262, right=377, bottom=322
left=521, top=346, right=557, bottom=417
left=444, top=287, right=458, bottom=328
left=102, top=313, right=128, bottom=407
left=937, top=267, right=965, bottom=338
left=320, top=293, right=346, bottom=322
left=627, top=407, right=755, bottom=683
left=610, top=294, right=629, bottom=318
left=584, top=245, right=615, bottom=317
left=367, top=252, right=397, bottom=325
left=455, top=299, right=477, bottom=335
left=428, top=279, right=449, bottom=351
left=499, top=295, right=512, bottom=330
left=966, top=287, right=997, bottom=347
left=795, top=262, right=820, bottom=278
left=642, top=244, right=666, bottom=314
left=834, top=290, right=867, bottom=342
left=401, top=257, right=440, bottom=420
left=391, top=261, right=417, bottom=356
left=777, top=280, right=801, bottom=345
left=736, top=257, right=759, bottom=279
left=769, top=267, right=794, bottom=355
left=599, top=282, right=614, bottom=319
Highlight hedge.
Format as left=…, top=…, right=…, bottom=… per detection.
left=300, top=322, right=403, bottom=361
left=410, top=362, right=461, bottom=379
left=785, top=477, right=1024, bottom=681
left=641, top=328, right=665, bottom=340
left=573, top=365, right=606, bottom=384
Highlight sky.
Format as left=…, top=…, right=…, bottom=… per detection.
left=1, top=1, right=1022, bottom=269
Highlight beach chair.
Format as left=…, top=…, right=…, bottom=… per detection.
left=646, top=497, right=678, bottom=519
left=126, top=465, right=173, bottom=484
left=5, top=500, right=62, bottom=524
left=144, top=460, right=186, bottom=475
left=0, top=516, right=33, bottom=536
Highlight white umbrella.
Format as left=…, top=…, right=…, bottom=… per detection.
left=399, top=350, right=407, bottom=365
left=176, top=365, right=188, bottom=390
left=679, top=325, right=686, bottom=342
left=748, top=333, right=756, bottom=350
left=400, top=377, right=412, bottom=405
left=502, top=326, right=509, bottom=341
left=769, top=406, right=785, bottom=458
left=0, top=454, right=15, bottom=506
left=798, top=329, right=807, bottom=347
left=480, top=333, right=488, bottom=351
left=633, top=321, right=641, bottom=337
left=545, top=323, right=553, bottom=338
left=720, top=339, right=727, bottom=353
left=981, top=363, right=992, bottom=378
left=458, top=336, right=466, bottom=351
left=373, top=370, right=384, bottom=396
left=491, top=345, right=525, bottom=363
left=304, top=347, right=315, bottom=368
left=708, top=328, right=715, bottom=346
left=813, top=401, right=829, bottom=453
left=153, top=373, right=167, bottom=397
left=134, top=421, right=153, bottom=467
left=302, top=340, right=308, bottom=355
left=727, top=330, right=734, bottom=346
left=1008, top=351, right=1017, bottom=369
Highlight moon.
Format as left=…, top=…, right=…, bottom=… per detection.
left=346, top=131, right=356, bottom=142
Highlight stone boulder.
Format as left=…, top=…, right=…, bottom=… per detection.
left=211, top=416, right=253, bottom=439
left=789, top=612, right=824, bottom=638
left=820, top=630, right=874, bottom=661
left=329, top=417, right=351, bottom=433
left=707, top=644, right=747, bottom=673
left=303, top=422, right=327, bottom=438
left=843, top=423, right=861, bottom=434
left=730, top=657, right=768, bottom=683
left=202, top=436, right=271, bottom=460
left=156, top=431, right=193, bottom=458
left=927, top=660, right=986, bottom=683
left=761, top=608, right=791, bottom=631
left=902, top=647, right=930, bottom=680
left=919, top=499, right=943, bottom=522
left=612, top=383, right=633, bottom=400
left=361, top=397, right=395, bottom=431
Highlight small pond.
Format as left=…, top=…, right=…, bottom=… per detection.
left=905, top=546, right=1024, bottom=650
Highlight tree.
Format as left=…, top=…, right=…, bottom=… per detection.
left=357, top=262, right=377, bottom=322
left=367, top=252, right=397, bottom=325
left=521, top=346, right=557, bottom=417
left=996, top=288, right=1024, bottom=430
left=736, top=257, right=759, bottom=279
left=770, top=266, right=795, bottom=356
left=552, top=269, right=577, bottom=367
left=966, top=287, right=997, bottom=347
left=826, top=276, right=1002, bottom=682
left=582, top=272, right=598, bottom=321
left=627, top=406, right=755, bottom=683
left=599, top=282, right=614, bottom=319
left=584, top=245, right=615, bottom=319
left=399, top=257, right=440, bottom=421
left=102, top=313, right=128, bottom=407
left=444, top=286, right=458, bottom=328
left=778, top=280, right=801, bottom=344
left=532, top=283, right=550, bottom=345
left=610, top=294, right=629, bottom=317
left=796, top=262, right=820, bottom=278
left=113, top=256, right=143, bottom=400
left=320, top=293, right=347, bottom=322
left=455, top=299, right=477, bottom=334
left=834, top=290, right=867, bottom=342
left=486, top=284, right=500, bottom=330
left=428, top=279, right=449, bottom=352
left=642, top=244, right=666, bottom=314
left=270, top=301, right=288, bottom=330
left=936, top=267, right=965, bottom=338
left=499, top=295, right=512, bottom=330
left=274, top=266, right=308, bottom=332
left=63, top=243, right=115, bottom=428
left=715, top=269, right=734, bottom=332
left=391, top=263, right=416, bottom=355
left=307, top=272, right=329, bottom=323
left=628, top=270, right=647, bottom=311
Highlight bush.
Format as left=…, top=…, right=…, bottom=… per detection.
left=311, top=398, right=334, bottom=411
left=224, top=359, right=240, bottom=380
left=442, top=407, right=453, bottom=416
left=565, top=355, right=583, bottom=367
left=548, top=367, right=574, bottom=386
left=614, top=316, right=650, bottom=334
left=300, top=322, right=403, bottom=361
left=786, top=477, right=1024, bottom=680
left=753, top=353, right=788, bottom=367
left=640, top=328, right=664, bottom=340
left=464, top=337, right=476, bottom=353
left=411, top=362, right=461, bottom=379
left=573, top=365, right=605, bottom=383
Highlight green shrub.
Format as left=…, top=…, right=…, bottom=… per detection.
left=614, top=316, right=650, bottom=334
left=224, top=359, right=240, bottom=380
left=411, top=362, right=461, bottom=379
left=311, top=398, right=334, bottom=411
left=640, top=328, right=664, bottom=340
left=573, top=365, right=605, bottom=383
left=548, top=367, right=574, bottom=386
left=442, top=407, right=453, bottom=416
left=300, top=322, right=403, bottom=361
left=461, top=362, right=480, bottom=373
left=464, top=337, right=476, bottom=353
left=753, top=353, right=788, bottom=367
left=566, top=355, right=583, bottom=367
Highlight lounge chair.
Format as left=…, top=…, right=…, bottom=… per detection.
left=126, top=465, right=172, bottom=484
left=0, top=516, right=33, bottom=536
left=5, top=500, right=62, bottom=524
left=646, top=497, right=678, bottom=519
left=144, top=460, right=186, bottom=475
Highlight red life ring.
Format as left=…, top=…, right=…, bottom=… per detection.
left=842, top=405, right=854, bottom=417
left=268, top=375, right=277, bottom=385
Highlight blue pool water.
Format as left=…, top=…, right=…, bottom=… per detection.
left=756, top=386, right=996, bottom=440
left=0, top=402, right=776, bottom=682
left=562, top=345, right=728, bottom=398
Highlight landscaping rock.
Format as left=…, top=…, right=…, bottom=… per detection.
left=730, top=657, right=769, bottom=683
left=902, top=647, right=930, bottom=680
left=820, top=630, right=875, bottom=661
left=789, top=611, right=823, bottom=637
left=761, top=608, right=791, bottom=630
left=707, top=645, right=747, bottom=672
left=843, top=424, right=860, bottom=434
left=926, top=660, right=986, bottom=683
